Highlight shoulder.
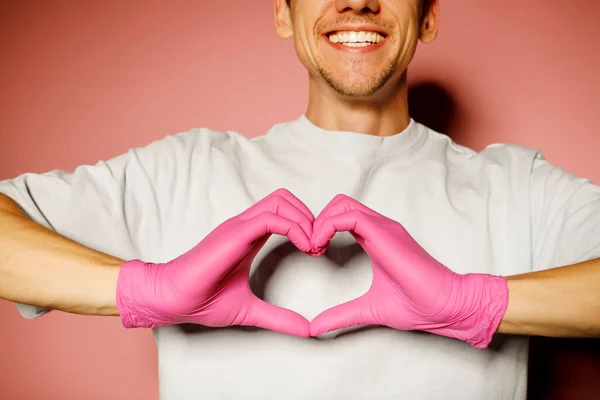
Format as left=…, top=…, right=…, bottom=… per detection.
left=418, top=123, right=542, bottom=175
left=137, top=126, right=250, bottom=154
left=126, top=125, right=266, bottom=167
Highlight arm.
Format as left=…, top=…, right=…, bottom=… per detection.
left=0, top=187, right=313, bottom=336
left=503, top=153, right=600, bottom=338
left=0, top=193, right=122, bottom=316
left=308, top=194, right=600, bottom=349
left=0, top=136, right=171, bottom=319
left=0, top=131, right=209, bottom=319
left=499, top=258, right=600, bottom=338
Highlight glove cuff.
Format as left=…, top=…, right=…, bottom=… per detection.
left=464, top=274, right=509, bottom=349
left=116, top=260, right=171, bottom=329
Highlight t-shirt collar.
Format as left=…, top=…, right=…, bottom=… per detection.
left=266, top=115, right=428, bottom=159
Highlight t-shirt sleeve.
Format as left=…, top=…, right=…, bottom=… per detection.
left=530, top=152, right=600, bottom=271
left=0, top=131, right=205, bottom=319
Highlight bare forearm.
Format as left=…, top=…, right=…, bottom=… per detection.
left=498, top=258, right=600, bottom=337
left=0, top=195, right=123, bottom=316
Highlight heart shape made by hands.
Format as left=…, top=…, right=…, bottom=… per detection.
left=117, top=188, right=507, bottom=350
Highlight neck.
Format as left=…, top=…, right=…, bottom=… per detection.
left=305, top=71, right=411, bottom=137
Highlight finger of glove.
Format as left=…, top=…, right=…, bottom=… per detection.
left=310, top=295, right=377, bottom=337
left=312, top=210, right=373, bottom=251
left=240, top=192, right=314, bottom=238
left=244, top=297, right=310, bottom=337
left=242, top=212, right=312, bottom=253
left=314, top=194, right=379, bottom=233
left=267, top=188, right=315, bottom=224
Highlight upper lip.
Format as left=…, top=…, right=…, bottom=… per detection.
left=324, top=24, right=388, bottom=37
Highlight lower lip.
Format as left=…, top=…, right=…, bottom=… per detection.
left=323, top=35, right=388, bottom=53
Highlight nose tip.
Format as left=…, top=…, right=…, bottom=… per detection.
left=336, top=0, right=380, bottom=14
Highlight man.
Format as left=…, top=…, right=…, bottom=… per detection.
left=1, top=0, right=599, bottom=399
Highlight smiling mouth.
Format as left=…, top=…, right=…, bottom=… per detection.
left=326, top=31, right=386, bottom=47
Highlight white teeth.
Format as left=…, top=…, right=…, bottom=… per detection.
left=328, top=31, right=385, bottom=46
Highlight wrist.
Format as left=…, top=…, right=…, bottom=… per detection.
left=43, top=255, right=123, bottom=316
left=93, top=258, right=123, bottom=316
left=115, top=260, right=171, bottom=328
left=460, top=273, right=509, bottom=349
left=424, top=273, right=509, bottom=349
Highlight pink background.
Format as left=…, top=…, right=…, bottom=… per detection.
left=1, top=1, right=599, bottom=399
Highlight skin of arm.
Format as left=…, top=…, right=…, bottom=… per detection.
left=499, top=258, right=600, bottom=338
left=0, top=193, right=122, bottom=316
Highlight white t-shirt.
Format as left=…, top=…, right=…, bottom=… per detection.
left=2, top=116, right=600, bottom=399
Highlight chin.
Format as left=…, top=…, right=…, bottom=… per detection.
left=334, top=85, right=382, bottom=98
left=319, top=63, right=395, bottom=98
left=325, top=74, right=390, bottom=97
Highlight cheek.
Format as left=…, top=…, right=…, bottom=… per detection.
left=292, top=36, right=311, bottom=71
left=292, top=24, right=320, bottom=70
left=394, top=24, right=421, bottom=65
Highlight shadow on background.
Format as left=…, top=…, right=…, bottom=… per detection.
left=408, top=81, right=458, bottom=135
left=407, top=81, right=600, bottom=400
left=408, top=80, right=472, bottom=146
left=528, top=337, right=600, bottom=400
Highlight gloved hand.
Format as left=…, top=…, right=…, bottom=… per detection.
left=310, top=195, right=509, bottom=349
left=116, top=189, right=313, bottom=337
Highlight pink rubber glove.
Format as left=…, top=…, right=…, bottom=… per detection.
left=310, top=195, right=509, bottom=349
left=116, top=189, right=313, bottom=337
